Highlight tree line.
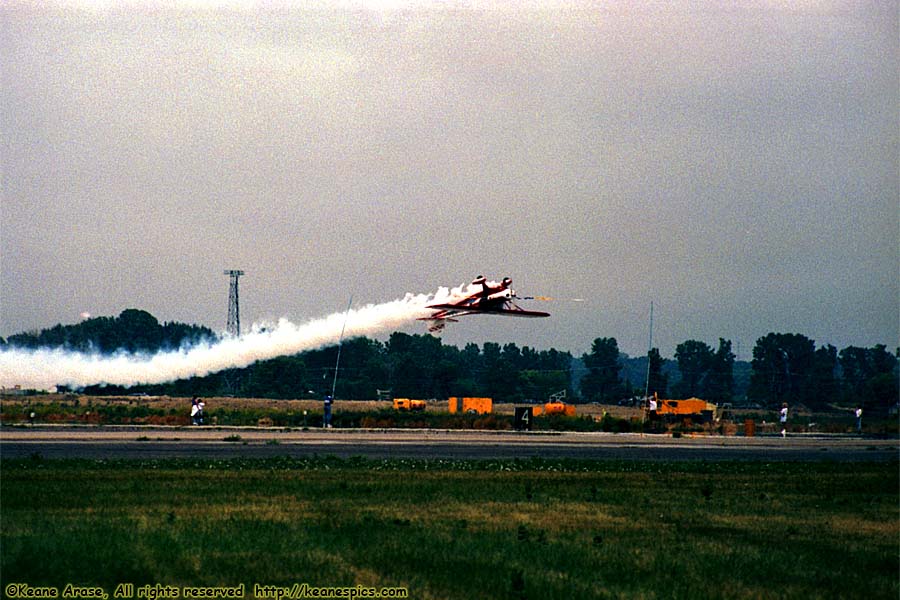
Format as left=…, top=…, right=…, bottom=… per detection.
left=3, top=310, right=896, bottom=411
left=85, top=333, right=577, bottom=405
left=2, top=309, right=215, bottom=354
left=580, top=335, right=898, bottom=412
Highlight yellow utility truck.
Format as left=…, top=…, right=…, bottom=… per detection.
left=655, top=397, right=717, bottom=425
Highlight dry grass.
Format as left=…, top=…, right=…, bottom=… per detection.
left=4, top=394, right=641, bottom=417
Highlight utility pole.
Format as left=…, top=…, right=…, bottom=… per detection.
left=224, top=270, right=244, bottom=337
left=643, top=301, right=654, bottom=400
left=641, top=301, right=654, bottom=437
left=331, top=296, right=353, bottom=401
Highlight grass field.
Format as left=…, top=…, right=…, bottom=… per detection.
left=1, top=457, right=897, bottom=600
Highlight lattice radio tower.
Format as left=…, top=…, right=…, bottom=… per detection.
left=224, top=270, right=244, bottom=337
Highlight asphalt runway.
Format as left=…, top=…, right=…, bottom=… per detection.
left=1, top=426, right=897, bottom=462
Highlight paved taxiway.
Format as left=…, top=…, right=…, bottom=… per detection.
left=1, top=426, right=897, bottom=461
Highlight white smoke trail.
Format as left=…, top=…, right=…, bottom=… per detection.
left=0, top=286, right=473, bottom=391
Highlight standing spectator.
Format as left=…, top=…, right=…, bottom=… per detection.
left=190, top=396, right=200, bottom=426
left=323, top=395, right=333, bottom=429
left=197, top=398, right=206, bottom=425
left=779, top=403, right=788, bottom=437
left=855, top=406, right=863, bottom=434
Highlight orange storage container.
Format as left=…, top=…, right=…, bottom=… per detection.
left=448, top=397, right=492, bottom=414
left=393, top=398, right=426, bottom=411
left=543, top=401, right=575, bottom=416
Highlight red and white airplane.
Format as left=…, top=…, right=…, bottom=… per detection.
left=419, top=276, right=550, bottom=332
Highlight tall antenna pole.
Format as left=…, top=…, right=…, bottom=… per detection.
left=640, top=301, right=654, bottom=437
left=643, top=301, right=654, bottom=400
left=224, top=270, right=244, bottom=337
left=330, top=296, right=353, bottom=400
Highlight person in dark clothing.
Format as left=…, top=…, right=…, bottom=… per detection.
left=323, top=395, right=333, bottom=428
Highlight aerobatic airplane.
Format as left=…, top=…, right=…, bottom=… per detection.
left=419, top=275, right=550, bottom=332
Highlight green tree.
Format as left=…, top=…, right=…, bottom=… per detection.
left=452, top=343, right=482, bottom=396
left=478, top=342, right=517, bottom=401
left=674, top=340, right=713, bottom=398
left=839, top=346, right=869, bottom=400
left=810, top=344, right=840, bottom=409
left=839, top=344, right=899, bottom=409
left=520, top=369, right=569, bottom=402
left=748, top=333, right=816, bottom=408
left=705, top=339, right=735, bottom=403
left=386, top=333, right=444, bottom=398
left=646, top=347, right=668, bottom=398
left=502, top=343, right=523, bottom=370
left=580, top=337, right=623, bottom=403
left=245, top=356, right=308, bottom=399
left=6, top=310, right=213, bottom=354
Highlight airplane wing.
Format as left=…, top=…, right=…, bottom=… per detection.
left=490, top=307, right=550, bottom=318
left=424, top=302, right=476, bottom=311
left=418, top=302, right=548, bottom=331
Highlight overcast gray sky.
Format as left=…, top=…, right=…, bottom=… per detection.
left=2, top=0, right=897, bottom=360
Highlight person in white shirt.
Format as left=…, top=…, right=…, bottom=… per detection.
left=190, top=396, right=200, bottom=425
